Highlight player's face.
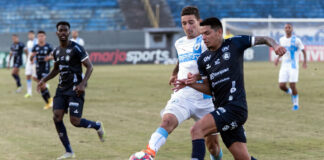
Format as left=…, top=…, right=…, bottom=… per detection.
left=56, top=25, right=70, bottom=41
left=37, top=33, right=46, bottom=43
left=181, top=15, right=200, bottom=39
left=284, top=24, right=293, bottom=35
left=200, top=26, right=223, bottom=49
left=72, top=31, right=78, bottom=38
left=28, top=33, right=35, bottom=40
left=12, top=36, right=19, bottom=43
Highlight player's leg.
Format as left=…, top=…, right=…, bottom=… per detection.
left=206, top=134, right=222, bottom=160
left=289, top=69, right=299, bottom=110
left=12, top=67, right=22, bottom=92
left=68, top=94, right=105, bottom=142
left=190, top=113, right=217, bottom=160
left=278, top=68, right=292, bottom=94
left=228, top=142, right=250, bottom=160
left=24, top=62, right=33, bottom=97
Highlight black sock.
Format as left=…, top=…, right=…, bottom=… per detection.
left=12, top=74, right=21, bottom=87
left=78, top=118, right=100, bottom=130
left=191, top=139, right=205, bottom=160
left=55, top=121, right=73, bottom=153
left=251, top=156, right=257, bottom=160
left=41, top=88, right=50, bottom=103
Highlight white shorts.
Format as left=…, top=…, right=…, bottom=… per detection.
left=279, top=67, right=299, bottom=83
left=161, top=92, right=215, bottom=124
left=25, top=61, right=36, bottom=77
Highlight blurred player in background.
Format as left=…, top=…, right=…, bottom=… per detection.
left=38, top=21, right=105, bottom=159
left=24, top=30, right=38, bottom=98
left=8, top=34, right=25, bottom=93
left=173, top=17, right=286, bottom=160
left=71, top=30, right=85, bottom=46
left=275, top=23, right=307, bottom=110
left=133, top=7, right=222, bottom=160
left=224, top=29, right=234, bottom=39
left=30, top=30, right=53, bottom=110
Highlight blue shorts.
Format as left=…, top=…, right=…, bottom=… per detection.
left=13, top=56, right=22, bottom=68
left=53, top=87, right=84, bottom=118
left=210, top=105, right=248, bottom=148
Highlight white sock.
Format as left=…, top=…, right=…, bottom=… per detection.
left=286, top=88, right=292, bottom=95
left=292, top=94, right=299, bottom=106
left=27, top=79, right=32, bottom=95
left=148, top=127, right=169, bottom=152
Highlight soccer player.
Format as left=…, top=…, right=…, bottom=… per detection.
left=70, top=30, right=85, bottom=46
left=274, top=23, right=307, bottom=111
left=24, top=30, right=38, bottom=98
left=37, top=21, right=105, bottom=159
left=29, top=30, right=53, bottom=109
left=173, top=17, right=286, bottom=160
left=135, top=7, right=222, bottom=160
left=8, top=34, right=25, bottom=93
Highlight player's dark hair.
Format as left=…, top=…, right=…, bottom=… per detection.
left=28, top=30, right=34, bottom=34
left=56, top=21, right=70, bottom=30
left=12, top=34, right=18, bottom=37
left=37, top=30, right=46, bottom=35
left=286, top=23, right=293, bottom=27
left=200, top=17, right=223, bottom=31
left=181, top=6, right=200, bottom=20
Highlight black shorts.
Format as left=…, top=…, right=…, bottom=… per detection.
left=211, top=105, right=248, bottom=148
left=13, top=56, right=22, bottom=68
left=36, top=70, right=49, bottom=80
left=53, top=87, right=85, bottom=118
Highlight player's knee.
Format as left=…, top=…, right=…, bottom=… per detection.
left=160, top=115, right=178, bottom=133
left=190, top=123, right=202, bottom=138
left=53, top=113, right=63, bottom=122
left=279, top=84, right=286, bottom=90
left=70, top=117, right=81, bottom=127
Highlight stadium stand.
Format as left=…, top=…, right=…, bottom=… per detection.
left=166, top=0, right=324, bottom=26
left=0, top=0, right=127, bottom=33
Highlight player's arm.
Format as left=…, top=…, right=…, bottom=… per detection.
left=301, top=49, right=307, bottom=69
left=7, top=51, right=13, bottom=69
left=254, top=36, right=286, bottom=56
left=74, top=58, right=93, bottom=97
left=24, top=48, right=28, bottom=57
left=38, top=61, right=59, bottom=90
left=169, top=61, right=179, bottom=85
left=29, top=52, right=37, bottom=63
left=173, top=76, right=211, bottom=95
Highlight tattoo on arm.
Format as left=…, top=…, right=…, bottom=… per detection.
left=254, top=36, right=278, bottom=48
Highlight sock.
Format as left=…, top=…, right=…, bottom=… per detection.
left=210, top=148, right=223, bottom=160
left=55, top=121, right=73, bottom=153
left=292, top=94, right=299, bottom=106
left=26, top=79, right=32, bottom=95
left=12, top=74, right=21, bottom=87
left=251, top=156, right=257, bottom=160
left=41, top=88, right=51, bottom=103
left=78, top=118, right=100, bottom=130
left=286, top=88, right=292, bottom=95
left=148, top=127, right=169, bottom=152
left=191, top=139, right=205, bottom=160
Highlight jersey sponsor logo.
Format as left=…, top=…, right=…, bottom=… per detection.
left=65, top=55, right=70, bottom=62
left=223, top=52, right=231, bottom=60
left=222, top=45, right=229, bottom=52
left=215, top=58, right=220, bottom=65
left=206, top=64, right=211, bottom=69
left=66, top=49, right=72, bottom=54
left=203, top=55, right=211, bottom=62
left=74, top=110, right=78, bottom=114
left=178, top=52, right=200, bottom=63
left=212, top=77, right=230, bottom=87
left=56, top=50, right=60, bottom=56
left=210, top=68, right=229, bottom=80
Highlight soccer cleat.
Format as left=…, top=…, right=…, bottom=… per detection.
left=16, top=87, right=22, bottom=93
left=292, top=105, right=299, bottom=111
left=43, top=98, right=53, bottom=110
left=56, top=152, right=75, bottom=159
left=24, top=93, right=32, bottom=98
left=96, top=121, right=106, bottom=142
left=142, top=145, right=156, bottom=158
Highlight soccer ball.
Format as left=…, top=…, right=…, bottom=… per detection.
left=129, top=151, right=154, bottom=160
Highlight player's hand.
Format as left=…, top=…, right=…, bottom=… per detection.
left=74, top=83, right=85, bottom=97
left=302, top=61, right=307, bottom=69
left=172, top=79, right=187, bottom=92
left=169, top=75, right=177, bottom=86
left=185, top=73, right=200, bottom=85
left=37, top=80, right=45, bottom=92
left=274, top=45, right=286, bottom=56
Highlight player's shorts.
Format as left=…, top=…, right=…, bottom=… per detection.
left=210, top=105, right=248, bottom=148
left=279, top=66, right=299, bottom=83
left=53, top=87, right=84, bottom=118
left=161, top=91, right=215, bottom=125
left=13, top=56, right=22, bottom=68
left=25, top=61, right=36, bottom=77
left=36, top=64, right=50, bottom=80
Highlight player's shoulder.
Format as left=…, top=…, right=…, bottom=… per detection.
left=175, top=36, right=187, bottom=46
left=70, top=41, right=85, bottom=53
left=198, top=50, right=211, bottom=63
